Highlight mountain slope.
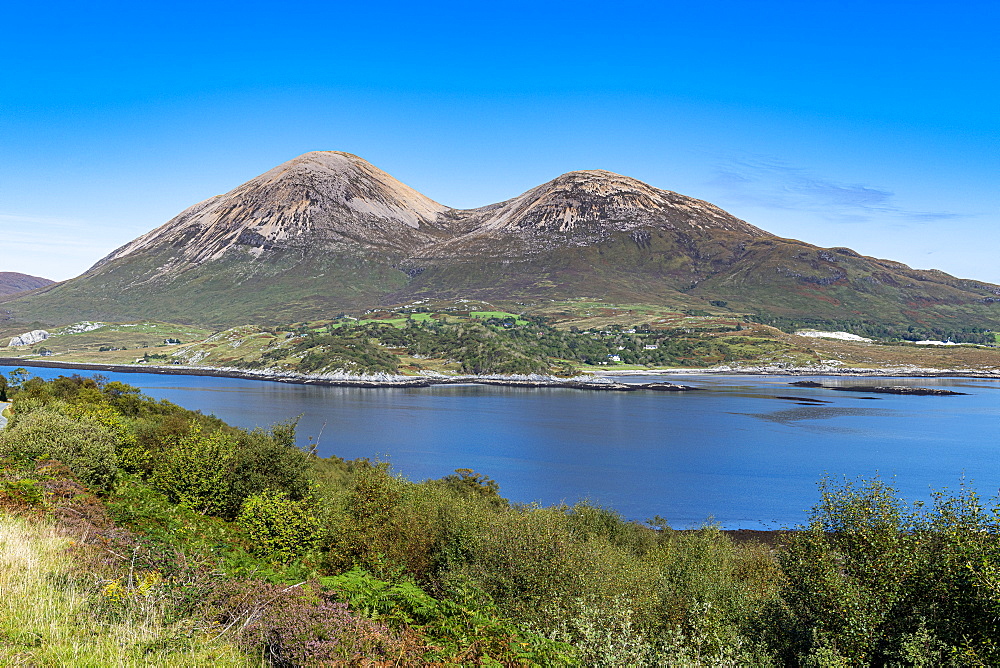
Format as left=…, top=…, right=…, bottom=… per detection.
left=0, top=272, right=54, bottom=297
left=392, top=169, right=772, bottom=304
left=2, top=152, right=453, bottom=324
left=3, top=152, right=999, bottom=330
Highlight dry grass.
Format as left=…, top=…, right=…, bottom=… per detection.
left=0, top=514, right=254, bottom=667
left=772, top=329, right=1000, bottom=371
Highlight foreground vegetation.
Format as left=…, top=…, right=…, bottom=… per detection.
left=1, top=374, right=999, bottom=665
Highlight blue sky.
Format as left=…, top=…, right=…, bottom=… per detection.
left=2, top=0, right=997, bottom=282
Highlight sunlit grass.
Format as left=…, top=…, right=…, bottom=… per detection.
left=0, top=514, right=254, bottom=667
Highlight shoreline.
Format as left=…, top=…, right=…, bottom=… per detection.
left=594, top=366, right=1000, bottom=379
left=0, top=358, right=694, bottom=391
left=1, top=357, right=998, bottom=390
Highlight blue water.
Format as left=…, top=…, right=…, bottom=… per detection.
left=8, top=366, right=1000, bottom=529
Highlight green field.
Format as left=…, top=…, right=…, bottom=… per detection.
left=468, top=311, right=529, bottom=325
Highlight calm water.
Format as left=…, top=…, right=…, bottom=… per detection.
left=10, top=366, right=1000, bottom=529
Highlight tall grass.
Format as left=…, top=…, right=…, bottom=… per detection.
left=0, top=514, right=252, bottom=667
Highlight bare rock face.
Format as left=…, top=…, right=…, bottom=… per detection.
left=9, top=329, right=49, bottom=347
left=94, top=151, right=453, bottom=274
left=92, top=157, right=769, bottom=269
left=423, top=170, right=768, bottom=258
left=0, top=272, right=54, bottom=297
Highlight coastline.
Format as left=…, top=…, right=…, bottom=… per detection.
left=1, top=357, right=998, bottom=390
left=594, top=365, right=1000, bottom=379
left=0, top=357, right=696, bottom=391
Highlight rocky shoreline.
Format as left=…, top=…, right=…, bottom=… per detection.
left=596, top=365, right=1000, bottom=379
left=0, top=358, right=996, bottom=391
left=0, top=358, right=698, bottom=392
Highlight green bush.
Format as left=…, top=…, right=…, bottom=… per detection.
left=149, top=424, right=240, bottom=516
left=324, top=464, right=441, bottom=578
left=0, top=408, right=119, bottom=491
left=0, top=477, right=46, bottom=507
left=228, top=421, right=311, bottom=507
left=237, top=489, right=324, bottom=561
left=434, top=503, right=609, bottom=627
left=774, top=477, right=1000, bottom=665
left=435, top=468, right=508, bottom=507
left=147, top=420, right=312, bottom=519
left=321, top=568, right=575, bottom=664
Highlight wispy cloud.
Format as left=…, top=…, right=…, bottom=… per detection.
left=707, top=158, right=966, bottom=224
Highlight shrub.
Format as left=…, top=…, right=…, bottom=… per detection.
left=146, top=420, right=312, bottom=520
left=149, top=424, right=240, bottom=516
left=436, top=468, right=508, bottom=507
left=237, top=489, right=324, bottom=561
left=321, top=568, right=575, bottom=664
left=324, top=464, right=440, bottom=578
left=0, top=477, right=46, bottom=509
left=434, top=504, right=598, bottom=627
left=774, top=477, right=1000, bottom=665
left=0, top=408, right=119, bottom=491
left=202, top=579, right=420, bottom=665
left=228, top=421, right=311, bottom=506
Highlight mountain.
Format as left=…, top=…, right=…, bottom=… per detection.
left=4, top=151, right=1000, bottom=331
left=397, top=169, right=773, bottom=305
left=0, top=272, right=54, bottom=297
left=2, top=153, right=453, bottom=325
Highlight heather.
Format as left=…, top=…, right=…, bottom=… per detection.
left=1, top=372, right=999, bottom=665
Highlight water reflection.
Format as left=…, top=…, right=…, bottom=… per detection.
left=739, top=406, right=897, bottom=425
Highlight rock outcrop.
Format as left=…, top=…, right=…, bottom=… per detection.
left=9, top=330, right=49, bottom=347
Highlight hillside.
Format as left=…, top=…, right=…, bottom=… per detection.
left=4, top=152, right=999, bottom=332
left=0, top=272, right=54, bottom=297
left=5, top=303, right=997, bottom=377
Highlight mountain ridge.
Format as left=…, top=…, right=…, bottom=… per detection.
left=0, top=272, right=55, bottom=297
left=3, top=152, right=999, bottom=330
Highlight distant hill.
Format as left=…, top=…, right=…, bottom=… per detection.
left=0, top=272, right=54, bottom=297
left=4, top=151, right=999, bottom=331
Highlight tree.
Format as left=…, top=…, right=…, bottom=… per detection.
left=7, top=368, right=28, bottom=389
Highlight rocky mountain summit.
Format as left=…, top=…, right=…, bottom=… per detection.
left=421, top=169, right=769, bottom=258
left=4, top=152, right=1000, bottom=329
left=94, top=153, right=766, bottom=270
left=0, top=272, right=54, bottom=297
left=96, top=152, right=453, bottom=275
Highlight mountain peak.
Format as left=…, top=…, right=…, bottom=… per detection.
left=538, top=168, right=678, bottom=201
left=6, top=152, right=1000, bottom=331
left=96, top=151, right=451, bottom=269
left=422, top=167, right=769, bottom=256
left=269, top=150, right=374, bottom=176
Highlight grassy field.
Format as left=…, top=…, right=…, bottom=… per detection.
left=0, top=322, right=212, bottom=364
left=0, top=515, right=250, bottom=666
left=468, top=311, right=529, bottom=325
left=2, top=300, right=998, bottom=374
